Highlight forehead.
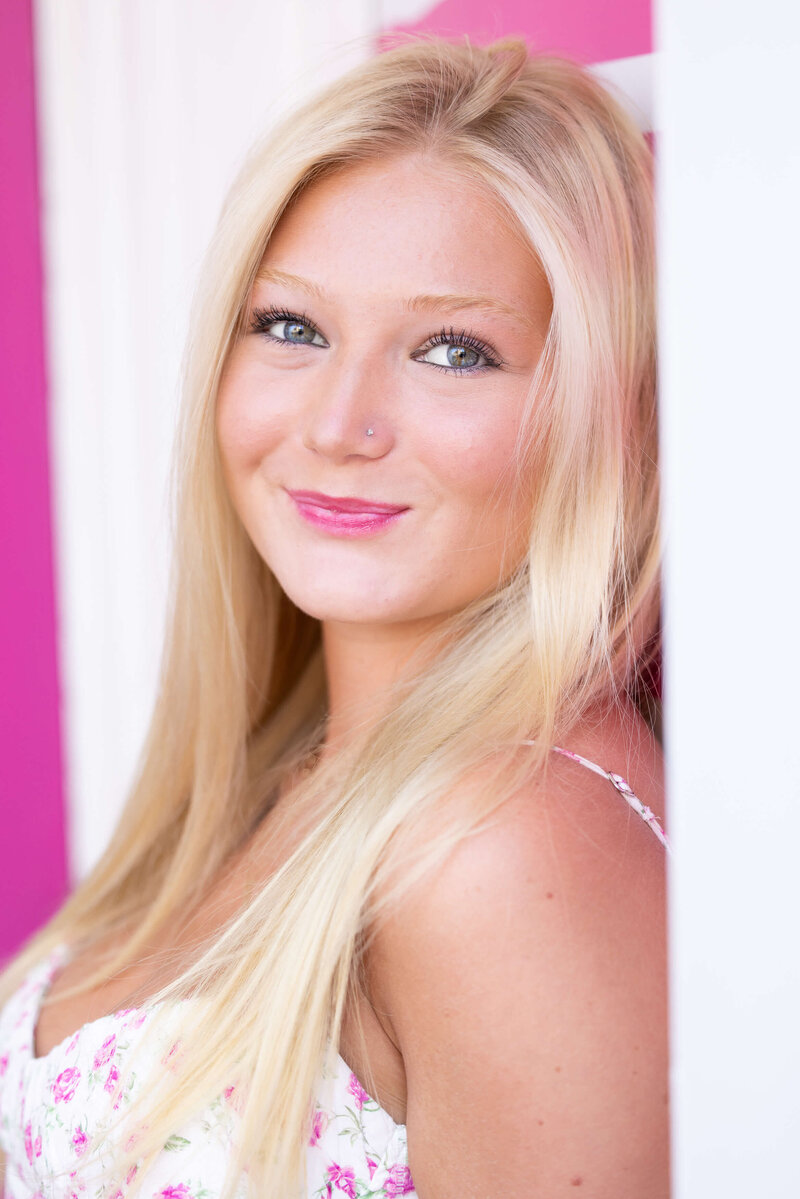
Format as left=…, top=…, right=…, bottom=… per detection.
left=257, top=153, right=550, bottom=319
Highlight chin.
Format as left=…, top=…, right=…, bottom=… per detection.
left=277, top=577, right=429, bottom=626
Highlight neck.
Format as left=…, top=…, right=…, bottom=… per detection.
left=320, top=615, right=446, bottom=753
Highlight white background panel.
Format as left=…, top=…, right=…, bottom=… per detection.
left=656, top=0, right=800, bottom=1191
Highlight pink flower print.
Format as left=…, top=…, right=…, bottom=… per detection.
left=72, top=1126, right=89, bottom=1157
left=558, top=748, right=583, bottom=763
left=93, top=1033, right=116, bottom=1071
left=308, top=1107, right=329, bottom=1146
left=384, top=1164, right=416, bottom=1196
left=104, top=1063, right=123, bottom=1108
left=65, top=1032, right=80, bottom=1055
left=126, top=1165, right=138, bottom=1185
left=120, top=1007, right=148, bottom=1035
left=156, top=1187, right=193, bottom=1198
left=24, top=1121, right=42, bottom=1164
left=223, top=1083, right=244, bottom=1114
left=366, top=1156, right=378, bottom=1180
left=0, top=1052, right=8, bottom=1076
left=52, top=1066, right=81, bottom=1103
left=347, top=1071, right=370, bottom=1110
left=326, top=1164, right=356, bottom=1198
left=161, top=1039, right=183, bottom=1070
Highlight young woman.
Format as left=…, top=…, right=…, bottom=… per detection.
left=0, top=36, right=669, bottom=1199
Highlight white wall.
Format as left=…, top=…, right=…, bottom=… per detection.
left=656, top=0, right=800, bottom=1191
left=33, top=0, right=377, bottom=879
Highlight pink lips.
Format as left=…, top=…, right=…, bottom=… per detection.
left=286, top=489, right=410, bottom=537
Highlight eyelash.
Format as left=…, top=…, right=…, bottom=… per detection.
left=248, top=306, right=503, bottom=374
left=415, top=326, right=503, bottom=373
left=250, top=306, right=318, bottom=340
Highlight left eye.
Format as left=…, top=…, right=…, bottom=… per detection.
left=417, top=342, right=484, bottom=370
left=265, top=319, right=327, bottom=347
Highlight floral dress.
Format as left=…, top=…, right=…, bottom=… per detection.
left=0, top=948, right=413, bottom=1199
left=0, top=749, right=668, bottom=1199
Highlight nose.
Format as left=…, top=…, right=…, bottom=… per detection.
left=301, top=351, right=394, bottom=463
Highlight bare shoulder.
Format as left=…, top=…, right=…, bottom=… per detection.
left=370, top=701, right=669, bottom=1198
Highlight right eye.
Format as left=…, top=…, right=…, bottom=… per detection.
left=250, top=307, right=328, bottom=347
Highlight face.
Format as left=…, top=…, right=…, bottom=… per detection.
left=216, top=153, right=552, bottom=632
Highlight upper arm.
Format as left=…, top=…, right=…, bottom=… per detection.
left=372, top=760, right=670, bottom=1199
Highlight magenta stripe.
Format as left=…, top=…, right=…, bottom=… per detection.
left=0, top=0, right=68, bottom=962
left=381, top=0, right=651, bottom=62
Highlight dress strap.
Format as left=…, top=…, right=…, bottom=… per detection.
left=520, top=741, right=672, bottom=854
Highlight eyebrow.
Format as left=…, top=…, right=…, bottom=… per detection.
left=255, top=266, right=327, bottom=301
left=254, top=267, right=536, bottom=328
left=403, top=292, right=535, bottom=328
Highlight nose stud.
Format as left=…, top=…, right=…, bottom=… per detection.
left=366, top=427, right=374, bottom=437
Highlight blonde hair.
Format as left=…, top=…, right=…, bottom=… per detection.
left=2, top=34, right=660, bottom=1197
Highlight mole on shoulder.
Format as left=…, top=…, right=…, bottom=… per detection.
left=545, top=891, right=555, bottom=899
left=570, top=1177, right=583, bottom=1187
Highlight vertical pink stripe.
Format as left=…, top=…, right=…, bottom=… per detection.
left=0, top=0, right=68, bottom=961
left=381, top=0, right=651, bottom=62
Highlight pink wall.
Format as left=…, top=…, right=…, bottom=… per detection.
left=382, top=0, right=651, bottom=61
left=0, top=0, right=68, bottom=962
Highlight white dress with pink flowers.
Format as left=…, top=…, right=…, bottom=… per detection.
left=0, top=748, right=669, bottom=1199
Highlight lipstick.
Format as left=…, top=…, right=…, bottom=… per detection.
left=286, top=489, right=409, bottom=537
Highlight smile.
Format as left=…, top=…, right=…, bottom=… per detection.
left=285, top=489, right=410, bottom=537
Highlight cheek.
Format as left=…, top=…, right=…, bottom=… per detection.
left=216, top=362, right=284, bottom=476
left=426, top=403, right=525, bottom=524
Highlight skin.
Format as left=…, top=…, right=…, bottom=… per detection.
left=31, top=153, right=669, bottom=1197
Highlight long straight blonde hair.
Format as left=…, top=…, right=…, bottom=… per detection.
left=2, top=35, right=660, bottom=1197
